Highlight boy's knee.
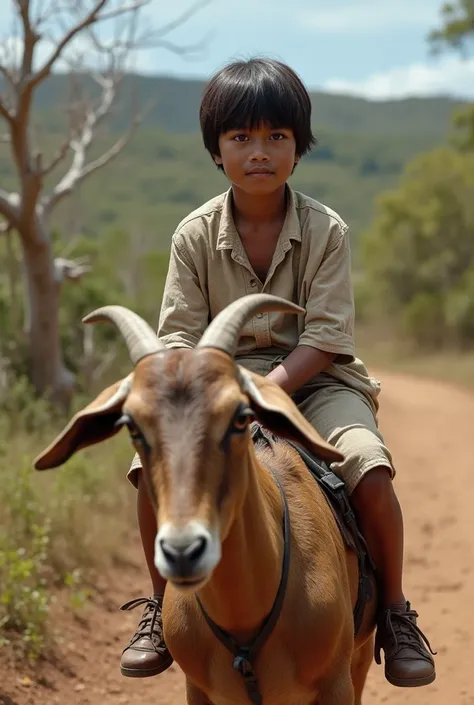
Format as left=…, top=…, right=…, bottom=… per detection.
left=351, top=466, right=395, bottom=515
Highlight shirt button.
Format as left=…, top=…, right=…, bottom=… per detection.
left=250, top=279, right=257, bottom=287
left=256, top=313, right=263, bottom=319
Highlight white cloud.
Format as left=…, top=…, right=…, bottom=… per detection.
left=300, top=0, right=438, bottom=35
left=323, top=57, right=474, bottom=100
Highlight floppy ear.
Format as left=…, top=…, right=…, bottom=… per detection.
left=34, top=375, right=133, bottom=470
left=238, top=367, right=344, bottom=463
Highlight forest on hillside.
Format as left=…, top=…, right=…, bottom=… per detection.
left=0, top=82, right=461, bottom=246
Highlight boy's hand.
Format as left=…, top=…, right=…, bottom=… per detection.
left=266, top=346, right=336, bottom=395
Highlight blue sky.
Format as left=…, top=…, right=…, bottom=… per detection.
left=1, top=0, right=473, bottom=100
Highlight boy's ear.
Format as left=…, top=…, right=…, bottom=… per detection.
left=214, top=154, right=223, bottom=166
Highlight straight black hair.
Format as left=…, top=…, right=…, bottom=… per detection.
left=200, top=58, right=316, bottom=168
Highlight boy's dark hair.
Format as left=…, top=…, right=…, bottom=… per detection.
left=200, top=58, right=316, bottom=169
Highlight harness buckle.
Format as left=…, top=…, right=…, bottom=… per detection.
left=233, top=650, right=256, bottom=681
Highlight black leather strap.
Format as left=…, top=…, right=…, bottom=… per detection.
left=196, top=464, right=291, bottom=705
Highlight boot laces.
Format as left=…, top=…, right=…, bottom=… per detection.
left=120, top=596, right=167, bottom=654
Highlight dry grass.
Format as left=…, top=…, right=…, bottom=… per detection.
left=0, top=378, right=137, bottom=657
left=357, top=323, right=474, bottom=390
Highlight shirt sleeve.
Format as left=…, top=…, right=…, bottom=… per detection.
left=157, top=231, right=210, bottom=348
left=129, top=230, right=210, bottom=476
left=298, top=221, right=355, bottom=365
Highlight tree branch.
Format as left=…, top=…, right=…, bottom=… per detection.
left=29, top=0, right=107, bottom=87
left=46, top=109, right=144, bottom=212
left=33, top=0, right=63, bottom=26
left=93, top=0, right=151, bottom=22
left=0, top=65, right=16, bottom=93
left=0, top=96, right=14, bottom=123
left=40, top=135, right=72, bottom=177
left=28, top=0, right=149, bottom=89
left=0, top=189, right=20, bottom=229
left=144, top=35, right=211, bottom=57
left=53, top=256, right=91, bottom=284
left=147, top=0, right=212, bottom=40
left=73, top=125, right=137, bottom=176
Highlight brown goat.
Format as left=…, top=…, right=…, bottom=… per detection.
left=35, top=294, right=377, bottom=705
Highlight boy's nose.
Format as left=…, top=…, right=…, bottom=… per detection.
left=249, top=146, right=270, bottom=161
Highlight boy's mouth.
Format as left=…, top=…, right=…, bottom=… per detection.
left=246, top=167, right=274, bottom=176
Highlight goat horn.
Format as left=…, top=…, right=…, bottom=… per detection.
left=82, top=305, right=166, bottom=365
left=197, top=294, right=304, bottom=357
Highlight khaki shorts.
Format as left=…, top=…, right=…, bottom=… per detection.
left=127, top=353, right=394, bottom=495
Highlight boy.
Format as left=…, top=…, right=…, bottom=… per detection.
left=120, top=58, right=436, bottom=688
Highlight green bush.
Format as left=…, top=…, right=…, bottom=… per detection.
left=0, top=379, right=136, bottom=658
left=360, top=147, right=474, bottom=349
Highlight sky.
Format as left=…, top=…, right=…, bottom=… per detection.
left=0, top=0, right=473, bottom=101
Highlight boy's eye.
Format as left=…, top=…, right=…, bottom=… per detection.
left=233, top=134, right=249, bottom=142
left=270, top=133, right=286, bottom=140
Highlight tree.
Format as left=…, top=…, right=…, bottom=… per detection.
left=430, top=0, right=474, bottom=52
left=0, top=0, right=210, bottom=408
left=429, top=1, right=474, bottom=150
left=361, top=148, right=474, bottom=348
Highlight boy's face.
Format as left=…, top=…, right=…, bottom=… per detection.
left=214, top=123, right=299, bottom=195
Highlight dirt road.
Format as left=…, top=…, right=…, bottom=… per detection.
left=1, top=370, right=473, bottom=705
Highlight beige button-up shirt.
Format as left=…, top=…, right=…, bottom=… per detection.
left=158, top=185, right=380, bottom=402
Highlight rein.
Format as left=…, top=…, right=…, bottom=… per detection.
left=196, top=465, right=291, bottom=705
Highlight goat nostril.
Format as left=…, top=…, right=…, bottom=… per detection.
left=159, top=536, right=207, bottom=565
left=159, top=539, right=180, bottom=564
left=183, top=536, right=207, bottom=563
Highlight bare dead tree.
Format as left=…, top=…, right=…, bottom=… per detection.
left=0, top=0, right=211, bottom=408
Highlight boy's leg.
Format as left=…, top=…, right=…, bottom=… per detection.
left=350, top=467, right=436, bottom=687
left=295, top=381, right=436, bottom=688
left=351, top=467, right=404, bottom=607
left=120, top=469, right=173, bottom=678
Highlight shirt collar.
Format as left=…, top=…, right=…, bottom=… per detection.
left=216, top=185, right=302, bottom=251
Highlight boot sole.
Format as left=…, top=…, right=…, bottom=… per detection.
left=386, top=671, right=436, bottom=688
left=121, top=657, right=174, bottom=679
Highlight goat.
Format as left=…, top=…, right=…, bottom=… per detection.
left=34, top=294, right=377, bottom=705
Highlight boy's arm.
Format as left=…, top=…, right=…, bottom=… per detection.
left=129, top=231, right=209, bottom=475
left=158, top=233, right=209, bottom=348
left=266, top=346, right=336, bottom=395
left=267, top=221, right=354, bottom=395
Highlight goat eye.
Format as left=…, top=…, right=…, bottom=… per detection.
left=129, top=427, right=142, bottom=441
left=231, top=406, right=253, bottom=433
left=116, top=414, right=143, bottom=442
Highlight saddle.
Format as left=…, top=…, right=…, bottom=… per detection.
left=251, top=423, right=375, bottom=637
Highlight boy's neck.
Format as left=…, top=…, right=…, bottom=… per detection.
left=231, top=184, right=288, bottom=224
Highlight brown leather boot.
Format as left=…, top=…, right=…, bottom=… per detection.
left=120, top=596, right=173, bottom=678
left=375, top=601, right=436, bottom=687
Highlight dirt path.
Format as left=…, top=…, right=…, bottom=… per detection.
left=2, top=370, right=474, bottom=705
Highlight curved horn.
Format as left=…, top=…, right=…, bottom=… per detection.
left=197, top=294, right=304, bottom=357
left=82, top=305, right=166, bottom=365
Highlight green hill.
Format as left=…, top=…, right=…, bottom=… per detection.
left=31, top=73, right=464, bottom=137
left=0, top=73, right=463, bottom=250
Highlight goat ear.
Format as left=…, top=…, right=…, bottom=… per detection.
left=238, top=367, right=344, bottom=463
left=34, top=375, right=133, bottom=470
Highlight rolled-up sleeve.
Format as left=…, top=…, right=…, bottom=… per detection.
left=158, top=232, right=210, bottom=348
left=298, top=222, right=355, bottom=364
left=130, top=231, right=210, bottom=476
